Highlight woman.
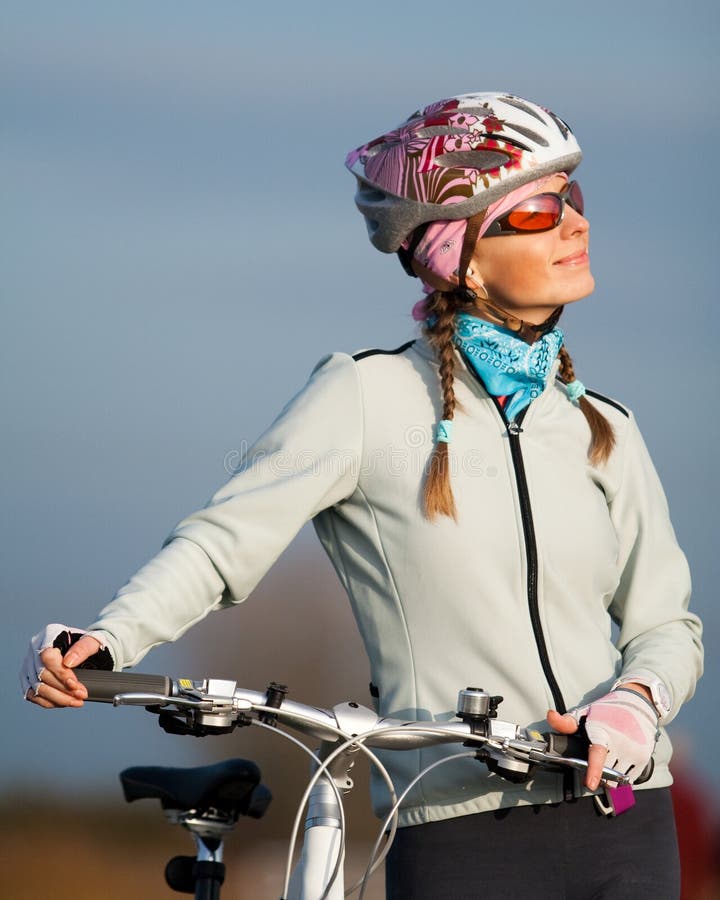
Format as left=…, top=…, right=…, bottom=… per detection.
left=21, top=92, right=702, bottom=898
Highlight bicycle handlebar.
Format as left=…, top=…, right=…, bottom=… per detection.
left=75, top=670, right=653, bottom=787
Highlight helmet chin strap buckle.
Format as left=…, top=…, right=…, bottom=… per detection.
left=453, top=286, right=478, bottom=304
left=470, top=297, right=562, bottom=345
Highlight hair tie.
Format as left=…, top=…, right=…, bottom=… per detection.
left=436, top=419, right=453, bottom=443
left=566, top=379, right=586, bottom=405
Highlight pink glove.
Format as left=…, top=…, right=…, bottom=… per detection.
left=567, top=688, right=659, bottom=783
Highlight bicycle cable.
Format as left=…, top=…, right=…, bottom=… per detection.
left=358, top=750, right=478, bottom=900
left=249, top=704, right=397, bottom=900
left=286, top=731, right=396, bottom=900
left=252, top=720, right=349, bottom=900
left=305, top=722, right=492, bottom=898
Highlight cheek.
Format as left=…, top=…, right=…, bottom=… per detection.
left=480, top=247, right=551, bottom=301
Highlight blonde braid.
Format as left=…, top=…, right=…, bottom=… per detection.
left=422, top=291, right=462, bottom=520
left=558, top=345, right=615, bottom=465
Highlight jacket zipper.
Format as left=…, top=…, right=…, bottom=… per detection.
left=501, top=401, right=567, bottom=714
left=471, top=381, right=567, bottom=715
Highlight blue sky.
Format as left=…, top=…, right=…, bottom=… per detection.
left=3, top=1, right=719, bottom=794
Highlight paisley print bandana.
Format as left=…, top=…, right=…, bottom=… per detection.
left=454, top=312, right=564, bottom=421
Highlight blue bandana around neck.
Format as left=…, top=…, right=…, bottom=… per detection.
left=453, top=312, right=564, bottom=422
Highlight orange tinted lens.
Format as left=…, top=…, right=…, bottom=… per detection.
left=506, top=195, right=560, bottom=232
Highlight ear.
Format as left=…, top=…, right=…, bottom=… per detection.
left=464, top=265, right=488, bottom=298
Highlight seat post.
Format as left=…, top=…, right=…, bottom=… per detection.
left=190, top=832, right=226, bottom=900
left=164, top=810, right=234, bottom=898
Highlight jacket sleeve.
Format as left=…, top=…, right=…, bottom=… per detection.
left=607, top=413, right=703, bottom=723
left=87, top=352, right=363, bottom=669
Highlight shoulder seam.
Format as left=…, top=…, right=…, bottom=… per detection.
left=352, top=340, right=416, bottom=362
left=585, top=388, right=629, bottom=418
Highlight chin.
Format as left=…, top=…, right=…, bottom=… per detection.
left=559, top=293, right=591, bottom=310
left=559, top=272, right=595, bottom=305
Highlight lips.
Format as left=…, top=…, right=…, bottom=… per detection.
left=554, top=249, right=589, bottom=266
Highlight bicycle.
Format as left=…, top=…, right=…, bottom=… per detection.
left=75, top=669, right=650, bottom=900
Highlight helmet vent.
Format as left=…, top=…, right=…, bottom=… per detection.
left=503, top=123, right=549, bottom=148
left=498, top=95, right=547, bottom=124
left=416, top=126, right=466, bottom=138
left=546, top=110, right=571, bottom=140
left=434, top=150, right=511, bottom=171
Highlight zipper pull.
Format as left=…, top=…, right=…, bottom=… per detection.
left=507, top=421, right=524, bottom=436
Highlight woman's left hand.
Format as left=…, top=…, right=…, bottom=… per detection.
left=547, top=684, right=659, bottom=791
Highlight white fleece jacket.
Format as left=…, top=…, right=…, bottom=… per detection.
left=89, top=337, right=703, bottom=826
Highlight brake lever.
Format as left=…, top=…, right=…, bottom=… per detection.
left=113, top=691, right=253, bottom=714
left=113, top=692, right=174, bottom=708
left=527, top=748, right=630, bottom=785
left=474, top=733, right=630, bottom=786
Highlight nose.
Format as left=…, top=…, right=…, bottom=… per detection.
left=561, top=204, right=589, bottom=237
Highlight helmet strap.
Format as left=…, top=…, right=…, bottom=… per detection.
left=456, top=210, right=487, bottom=298
left=468, top=298, right=564, bottom=344
left=397, top=223, right=430, bottom=277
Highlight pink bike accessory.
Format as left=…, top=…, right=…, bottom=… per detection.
left=607, top=783, right=635, bottom=814
left=594, top=783, right=636, bottom=817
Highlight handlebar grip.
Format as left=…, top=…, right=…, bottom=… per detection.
left=76, top=669, right=172, bottom=703
left=544, top=731, right=588, bottom=759
left=542, top=731, right=654, bottom=785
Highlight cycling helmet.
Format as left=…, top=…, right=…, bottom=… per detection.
left=345, top=92, right=582, bottom=253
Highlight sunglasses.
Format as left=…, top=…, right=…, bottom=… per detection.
left=483, top=181, right=585, bottom=237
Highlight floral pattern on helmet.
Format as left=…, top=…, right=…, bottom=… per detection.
left=346, top=100, right=525, bottom=205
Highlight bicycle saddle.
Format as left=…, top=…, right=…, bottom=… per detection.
left=120, top=758, right=271, bottom=818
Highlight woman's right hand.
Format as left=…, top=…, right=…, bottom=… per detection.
left=20, top=624, right=107, bottom=708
